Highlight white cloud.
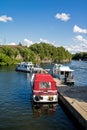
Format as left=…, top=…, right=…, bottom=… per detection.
left=9, top=42, right=16, bottom=45
left=75, top=35, right=87, bottom=44
left=4, top=42, right=16, bottom=45
left=40, top=38, right=51, bottom=44
left=65, top=44, right=87, bottom=54
left=73, top=25, right=87, bottom=33
left=0, top=15, right=13, bottom=22
left=55, top=13, right=70, bottom=22
left=65, top=35, right=87, bottom=53
left=39, top=38, right=56, bottom=46
left=23, top=38, right=33, bottom=47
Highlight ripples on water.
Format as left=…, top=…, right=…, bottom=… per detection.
left=0, top=61, right=85, bottom=130
left=65, top=60, right=87, bottom=87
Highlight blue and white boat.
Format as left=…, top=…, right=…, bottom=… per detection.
left=16, top=62, right=43, bottom=73
left=16, top=62, right=34, bottom=72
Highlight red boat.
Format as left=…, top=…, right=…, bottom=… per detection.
left=33, top=73, right=58, bottom=103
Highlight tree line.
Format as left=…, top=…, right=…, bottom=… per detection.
left=72, top=52, right=87, bottom=61
left=0, top=42, right=72, bottom=66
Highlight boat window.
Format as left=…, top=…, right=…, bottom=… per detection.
left=30, top=65, right=33, bottom=67
left=24, top=65, right=27, bottom=68
left=40, top=82, right=51, bottom=89
left=65, top=72, right=69, bottom=77
left=61, top=71, right=64, bottom=75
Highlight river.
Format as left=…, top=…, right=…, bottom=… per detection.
left=67, top=60, right=87, bottom=87
left=0, top=60, right=86, bottom=130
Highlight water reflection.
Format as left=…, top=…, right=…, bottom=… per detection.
left=32, top=103, right=58, bottom=117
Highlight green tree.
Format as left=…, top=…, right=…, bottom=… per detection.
left=0, top=53, right=13, bottom=65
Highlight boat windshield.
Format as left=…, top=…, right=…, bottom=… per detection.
left=39, top=82, right=51, bottom=89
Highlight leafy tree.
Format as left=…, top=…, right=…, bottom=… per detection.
left=18, top=42, right=22, bottom=46
left=72, top=52, right=87, bottom=60
left=0, top=43, right=72, bottom=66
left=29, top=42, right=72, bottom=63
left=0, top=53, right=13, bottom=65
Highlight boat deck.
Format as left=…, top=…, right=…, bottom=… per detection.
left=54, top=78, right=87, bottom=130
left=53, top=78, right=67, bottom=87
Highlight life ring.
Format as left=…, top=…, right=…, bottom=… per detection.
left=35, top=96, right=40, bottom=101
left=49, top=96, right=53, bottom=101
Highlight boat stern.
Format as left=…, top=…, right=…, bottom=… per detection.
left=33, top=93, right=58, bottom=103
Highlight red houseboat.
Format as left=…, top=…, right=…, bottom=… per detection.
left=33, top=73, right=58, bottom=103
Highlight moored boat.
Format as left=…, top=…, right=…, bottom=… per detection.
left=32, top=73, right=58, bottom=103
left=15, top=62, right=34, bottom=72
left=52, top=64, right=74, bottom=85
left=15, top=62, right=43, bottom=73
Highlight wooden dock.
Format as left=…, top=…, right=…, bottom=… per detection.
left=53, top=78, right=67, bottom=87
left=54, top=78, right=87, bottom=130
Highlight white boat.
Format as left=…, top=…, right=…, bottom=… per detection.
left=16, top=62, right=43, bottom=73
left=52, top=64, right=74, bottom=84
left=15, top=62, right=34, bottom=72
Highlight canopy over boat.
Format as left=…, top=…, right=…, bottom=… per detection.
left=33, top=74, right=56, bottom=91
left=59, top=66, right=74, bottom=72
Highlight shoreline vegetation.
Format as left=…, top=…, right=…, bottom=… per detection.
left=72, top=52, right=87, bottom=61
left=0, top=42, right=71, bottom=66
left=0, top=42, right=86, bottom=66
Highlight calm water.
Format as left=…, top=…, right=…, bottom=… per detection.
left=0, top=61, right=86, bottom=130
left=67, top=60, right=87, bottom=87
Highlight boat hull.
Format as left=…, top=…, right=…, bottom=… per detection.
left=33, top=94, right=58, bottom=103
left=15, top=68, right=31, bottom=73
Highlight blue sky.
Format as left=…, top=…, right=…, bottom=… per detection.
left=0, top=0, right=87, bottom=53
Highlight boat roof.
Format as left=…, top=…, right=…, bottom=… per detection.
left=59, top=66, right=74, bottom=72
left=34, top=73, right=56, bottom=82
left=54, top=64, right=74, bottom=72
left=33, top=74, right=57, bottom=90
left=18, top=62, right=34, bottom=65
